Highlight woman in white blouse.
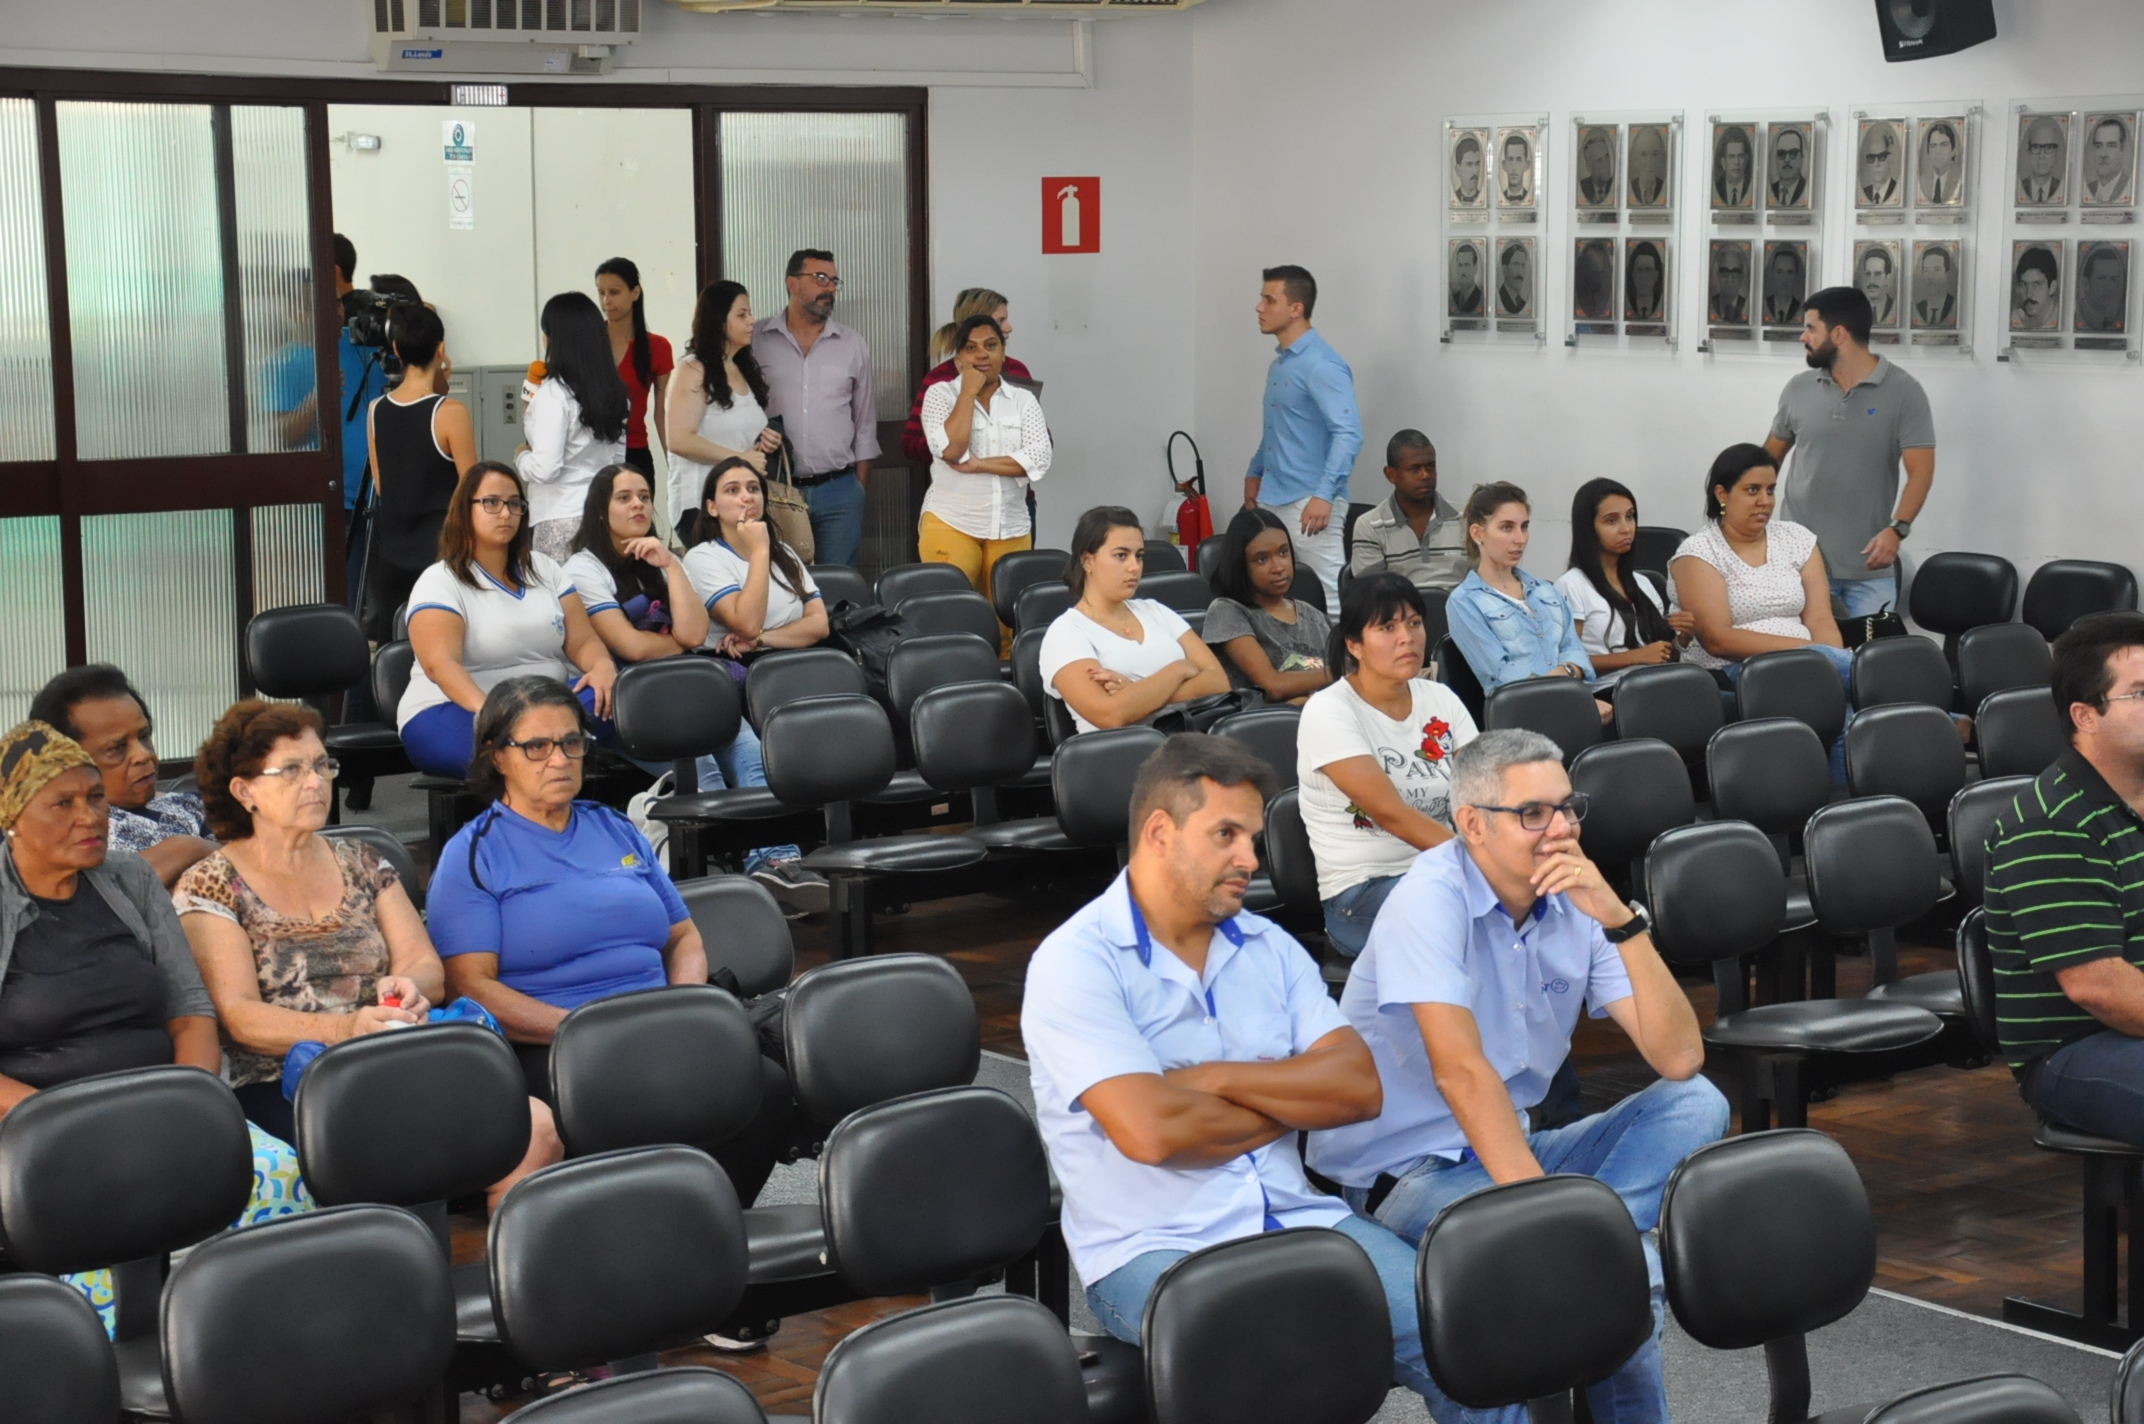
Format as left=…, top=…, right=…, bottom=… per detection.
left=517, top=292, right=629, bottom=563
left=919, top=314, right=1051, bottom=651
left=1555, top=478, right=1698, bottom=695
left=682, top=458, right=830, bottom=656
left=1040, top=507, right=1229, bottom=736
left=664, top=280, right=784, bottom=540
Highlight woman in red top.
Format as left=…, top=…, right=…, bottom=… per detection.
left=900, top=287, right=1035, bottom=466
left=596, top=257, right=675, bottom=481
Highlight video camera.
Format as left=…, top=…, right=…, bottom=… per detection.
left=341, top=285, right=419, bottom=385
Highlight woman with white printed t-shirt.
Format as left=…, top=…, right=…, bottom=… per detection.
left=681, top=458, right=829, bottom=656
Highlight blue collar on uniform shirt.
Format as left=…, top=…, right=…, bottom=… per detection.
left=1456, top=844, right=1554, bottom=933
left=1108, top=876, right=1246, bottom=969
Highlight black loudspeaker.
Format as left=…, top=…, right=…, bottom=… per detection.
left=1875, top=0, right=1996, bottom=61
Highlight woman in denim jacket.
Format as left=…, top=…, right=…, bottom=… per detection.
left=1446, top=481, right=1612, bottom=724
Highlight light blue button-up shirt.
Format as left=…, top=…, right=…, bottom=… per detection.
left=1446, top=568, right=1595, bottom=694
left=1245, top=329, right=1363, bottom=507
left=1308, top=840, right=1633, bottom=1188
left=1022, top=872, right=1352, bottom=1285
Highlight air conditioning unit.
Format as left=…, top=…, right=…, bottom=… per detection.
left=368, top=0, right=642, bottom=73
left=666, top=0, right=1201, bottom=13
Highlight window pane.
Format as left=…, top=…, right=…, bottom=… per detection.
left=58, top=101, right=230, bottom=461
left=232, top=107, right=318, bottom=454
left=720, top=112, right=910, bottom=421
left=0, top=517, right=66, bottom=727
left=83, top=509, right=237, bottom=754
left=251, top=502, right=326, bottom=613
left=0, top=99, right=56, bottom=463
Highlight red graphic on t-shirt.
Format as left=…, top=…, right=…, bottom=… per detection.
left=1419, top=716, right=1455, bottom=765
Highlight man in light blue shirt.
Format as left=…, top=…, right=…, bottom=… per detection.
left=1309, top=729, right=1728, bottom=1424
left=1022, top=735, right=1436, bottom=1405
left=1244, top=265, right=1362, bottom=612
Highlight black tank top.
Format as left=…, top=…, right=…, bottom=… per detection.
left=372, top=393, right=461, bottom=573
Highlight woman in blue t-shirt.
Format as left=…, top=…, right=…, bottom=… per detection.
left=429, top=676, right=793, bottom=1208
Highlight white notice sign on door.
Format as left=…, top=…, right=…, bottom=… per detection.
left=443, top=119, right=476, bottom=230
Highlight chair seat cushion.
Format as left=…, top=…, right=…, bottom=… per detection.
left=1074, top=1334, right=1145, bottom=1424
left=801, top=833, right=988, bottom=875
left=1009, top=754, right=1053, bottom=789
left=969, top=818, right=1075, bottom=853
left=2034, top=1122, right=2144, bottom=1158
left=116, top=1335, right=171, bottom=1419
left=649, top=787, right=799, bottom=823
left=743, top=1202, right=831, bottom=1284
left=1705, top=1000, right=1943, bottom=1054
left=1865, top=971, right=1964, bottom=1019
left=1783, top=881, right=1816, bottom=931
left=452, top=1257, right=498, bottom=1342
left=859, top=770, right=942, bottom=806
left=410, top=774, right=467, bottom=793
left=324, top=724, right=406, bottom=754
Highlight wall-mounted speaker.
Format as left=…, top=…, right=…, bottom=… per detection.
left=1875, top=0, right=1997, bottom=62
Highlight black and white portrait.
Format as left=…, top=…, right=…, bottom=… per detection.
left=1573, top=239, right=1616, bottom=321
left=2011, top=241, right=2064, bottom=331
left=1495, top=238, right=1535, bottom=316
left=2017, top=113, right=2070, bottom=208
left=1915, top=118, right=1967, bottom=207
left=1762, top=241, right=1808, bottom=326
left=1767, top=123, right=1813, bottom=210
left=1449, top=238, right=1486, bottom=317
left=1910, top=242, right=1960, bottom=330
left=1624, top=240, right=1667, bottom=323
left=1576, top=125, right=1619, bottom=209
left=1449, top=127, right=1489, bottom=209
left=2076, top=241, right=2129, bottom=334
left=2082, top=113, right=2137, bottom=208
left=1855, top=241, right=1902, bottom=329
left=1627, top=124, right=1671, bottom=209
left=1708, top=240, right=1752, bottom=325
left=1495, top=127, right=1536, bottom=210
left=1857, top=119, right=1905, bottom=209
left=1712, top=123, right=1756, bottom=211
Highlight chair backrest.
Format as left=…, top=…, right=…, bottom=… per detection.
left=1803, top=797, right=1941, bottom=936
left=293, top=1023, right=530, bottom=1210
left=319, top=823, right=426, bottom=912
left=1705, top=718, right=1831, bottom=843
left=1861, top=1375, right=2081, bottom=1424
left=784, top=954, right=981, bottom=1130
left=886, top=632, right=1001, bottom=733
left=490, top=1145, right=749, bottom=1371
left=1194, top=535, right=1227, bottom=584
left=1143, top=538, right=1187, bottom=573
left=1434, top=635, right=1486, bottom=723
left=1015, top=580, right=1077, bottom=633
left=245, top=603, right=369, bottom=699
left=550, top=985, right=764, bottom=1159
left=0, top=1066, right=251, bottom=1275
left=678, top=875, right=795, bottom=997
left=1044, top=695, right=1078, bottom=748
left=1145, top=1229, right=1394, bottom=1424
left=1289, top=567, right=1328, bottom=615
left=1949, top=776, right=2034, bottom=904
left=1483, top=676, right=1602, bottom=765
left=1053, top=726, right=1169, bottom=848
left=876, top=561, right=973, bottom=609
left=989, top=549, right=1068, bottom=629
left=1956, top=908, right=1998, bottom=1055
left=1645, top=821, right=1789, bottom=969
left=1907, top=551, right=2019, bottom=639
left=913, top=682, right=1037, bottom=796
left=1570, top=740, right=1696, bottom=880
left=1213, top=705, right=1301, bottom=792
left=0, top=1274, right=119, bottom=1424
left=897, top=591, right=1001, bottom=646
left=1141, top=569, right=1214, bottom=615
left=822, top=1086, right=1052, bottom=1296
left=1418, top=1175, right=1653, bottom=1412
left=744, top=649, right=868, bottom=733
left=1975, top=687, right=2067, bottom=780
left=1659, top=1130, right=1872, bottom=1351
left=1611, top=663, right=1724, bottom=765
left=1957, top=622, right=2053, bottom=710
left=815, top=1295, right=1088, bottom=1424
left=809, top=563, right=872, bottom=611
left=612, top=656, right=742, bottom=762
left=1850, top=635, right=1954, bottom=710
left=1842, top=704, right=1969, bottom=820
left=1735, top=647, right=1847, bottom=746
left=1010, top=625, right=1051, bottom=719
left=759, top=694, right=895, bottom=810
left=1629, top=525, right=1688, bottom=580
left=1420, top=586, right=1451, bottom=649
left=510, top=1367, right=768, bottom=1424
left=1264, top=786, right=1321, bottom=919
left=371, top=639, right=416, bottom=720
left=161, top=1204, right=455, bottom=1424
left=2022, top=558, right=2139, bottom=641
left=2120, top=1339, right=2144, bottom=1424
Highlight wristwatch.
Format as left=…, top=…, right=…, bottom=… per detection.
left=1887, top=518, right=1913, bottom=540
left=1603, top=902, right=1652, bottom=944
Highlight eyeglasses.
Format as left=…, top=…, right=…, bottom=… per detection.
left=1472, top=794, right=1590, bottom=832
left=796, top=272, right=843, bottom=289
left=255, top=757, right=340, bottom=783
left=473, top=495, right=529, bottom=515
left=2103, top=690, right=2144, bottom=709
left=505, top=733, right=592, bottom=761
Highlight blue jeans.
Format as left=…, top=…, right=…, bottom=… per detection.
left=1724, top=643, right=1854, bottom=783
left=694, top=718, right=800, bottom=875
left=1086, top=1212, right=1436, bottom=1404
left=2026, top=1030, right=2144, bottom=1146
left=1831, top=572, right=1899, bottom=619
left=1323, top=873, right=1405, bottom=958
left=805, top=468, right=866, bottom=568
left=402, top=684, right=612, bottom=779
left=1345, top=1076, right=1730, bottom=1424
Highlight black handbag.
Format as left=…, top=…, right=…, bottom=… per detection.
left=1838, top=606, right=1909, bottom=648
left=1152, top=688, right=1264, bottom=735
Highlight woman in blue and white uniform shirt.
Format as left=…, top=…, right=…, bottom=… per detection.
left=681, top=458, right=830, bottom=656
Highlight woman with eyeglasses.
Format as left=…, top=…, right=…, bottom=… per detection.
left=28, top=664, right=215, bottom=888
left=398, top=461, right=620, bottom=780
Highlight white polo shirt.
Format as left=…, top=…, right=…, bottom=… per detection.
left=397, top=553, right=579, bottom=729
left=681, top=538, right=822, bottom=645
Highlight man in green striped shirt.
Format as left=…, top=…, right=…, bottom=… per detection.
left=1985, top=612, right=2144, bottom=1142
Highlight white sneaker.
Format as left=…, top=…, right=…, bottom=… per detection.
left=702, top=1330, right=770, bottom=1353
left=752, top=858, right=831, bottom=916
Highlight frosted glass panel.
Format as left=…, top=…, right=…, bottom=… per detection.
left=58, top=102, right=230, bottom=461
left=720, top=112, right=910, bottom=420
left=0, top=517, right=66, bottom=728
left=232, top=107, right=318, bottom=454
left=251, top=503, right=326, bottom=613
left=83, top=510, right=238, bottom=755
left=0, top=100, right=56, bottom=463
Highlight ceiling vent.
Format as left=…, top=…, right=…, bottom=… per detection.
left=665, top=0, right=1203, bottom=14
left=368, top=0, right=642, bottom=73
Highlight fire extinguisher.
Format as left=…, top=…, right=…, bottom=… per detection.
left=1166, top=430, right=1213, bottom=551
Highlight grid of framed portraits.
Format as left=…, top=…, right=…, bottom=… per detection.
left=1565, top=113, right=1680, bottom=347
left=1571, top=121, right=1677, bottom=223
left=1707, top=118, right=1822, bottom=225
left=1851, top=111, right=1974, bottom=221
left=1445, top=113, right=1549, bottom=344
left=1701, top=113, right=1826, bottom=353
left=2002, top=96, right=2142, bottom=358
left=1849, top=104, right=1979, bottom=353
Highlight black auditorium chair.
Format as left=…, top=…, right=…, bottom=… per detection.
left=1975, top=688, right=2067, bottom=780
left=321, top=822, right=426, bottom=911
left=373, top=638, right=479, bottom=846
left=897, top=590, right=1001, bottom=647
left=1949, top=776, right=2033, bottom=910
left=0, top=1066, right=252, bottom=1420
left=1646, top=821, right=1941, bottom=1131
left=1629, top=525, right=1688, bottom=581
left=1214, top=704, right=1301, bottom=792
left=1957, top=622, right=2053, bottom=712
left=1289, top=566, right=1329, bottom=615
left=991, top=549, right=1068, bottom=631
left=1807, top=798, right=1956, bottom=1022
left=515, top=1369, right=766, bottom=1424
left=1420, top=586, right=1451, bottom=649
left=1144, top=538, right=1187, bottom=573
left=1612, top=662, right=1725, bottom=774
left=1434, top=635, right=1486, bottom=724
left=1002, top=626, right=1061, bottom=782
left=0, top=1274, right=119, bottom=1424
left=1736, top=647, right=1847, bottom=749
left=244, top=603, right=410, bottom=822
left=914, top=682, right=1071, bottom=854
left=1052, top=726, right=1170, bottom=866
left=784, top=954, right=982, bottom=1150
left=1485, top=676, right=1602, bottom=765
left=1707, top=718, right=1830, bottom=932
left=1843, top=703, right=1969, bottom=833
left=1263, top=786, right=1349, bottom=995
left=678, top=874, right=795, bottom=996
left=1850, top=635, right=1955, bottom=711
left=883, top=631, right=1001, bottom=771
left=161, top=1205, right=454, bottom=1424
left=2022, top=558, right=2138, bottom=641
left=876, top=561, right=972, bottom=609
left=744, top=647, right=867, bottom=734
left=1195, top=535, right=1227, bottom=584
left=1863, top=1376, right=2080, bottom=1424
left=1141, top=568, right=1215, bottom=617
left=810, top=563, right=872, bottom=611
left=1417, top=1175, right=1653, bottom=1424
left=1570, top=740, right=1695, bottom=894
left=817, top=1296, right=1087, bottom=1424
left=1907, top=551, right=2019, bottom=660
left=549, top=986, right=763, bottom=1161
left=1016, top=580, right=1077, bottom=634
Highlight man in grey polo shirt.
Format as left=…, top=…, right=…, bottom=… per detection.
left=1763, top=286, right=1935, bottom=620
left=1347, top=430, right=1469, bottom=595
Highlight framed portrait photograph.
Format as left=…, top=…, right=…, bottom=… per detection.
left=2016, top=112, right=2071, bottom=208
left=1448, top=238, right=1488, bottom=318
left=1761, top=241, right=1810, bottom=327
left=1711, top=122, right=1757, bottom=211
left=1494, top=127, right=1538, bottom=211
left=1573, top=238, right=1617, bottom=324
left=1856, top=119, right=1906, bottom=209
left=1575, top=124, right=1619, bottom=209
left=1766, top=122, right=1815, bottom=212
left=2081, top=113, right=2138, bottom=208
left=1914, top=117, right=1968, bottom=207
left=1623, top=238, right=1669, bottom=324
left=1909, top=241, right=1961, bottom=330
left=1449, top=127, right=1490, bottom=211
left=1494, top=237, right=1536, bottom=317
left=2010, top=240, right=2065, bottom=331
left=1855, top=240, right=1904, bottom=330
left=2076, top=240, right=2130, bottom=334
left=1708, top=240, right=1753, bottom=325
left=1627, top=124, right=1672, bottom=210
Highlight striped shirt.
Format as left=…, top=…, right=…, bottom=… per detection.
left=1984, top=749, right=2144, bottom=1073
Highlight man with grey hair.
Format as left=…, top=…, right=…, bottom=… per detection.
left=1310, top=729, right=1726, bottom=1424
